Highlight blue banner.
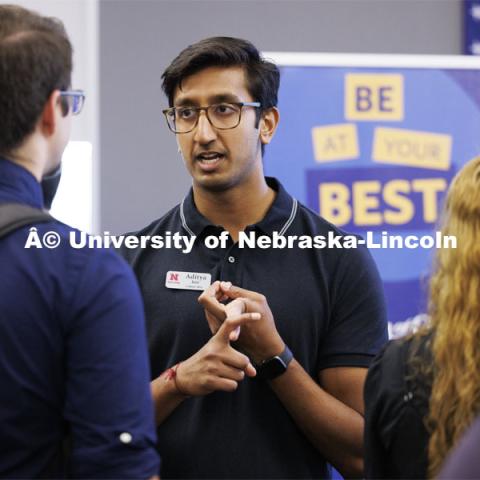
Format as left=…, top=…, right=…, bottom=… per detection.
left=264, top=61, right=480, bottom=328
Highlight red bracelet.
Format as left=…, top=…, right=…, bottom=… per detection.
left=164, top=362, right=189, bottom=397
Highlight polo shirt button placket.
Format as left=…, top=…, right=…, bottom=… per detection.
left=228, top=256, right=235, bottom=264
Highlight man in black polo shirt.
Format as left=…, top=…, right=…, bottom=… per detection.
left=121, top=37, right=387, bottom=479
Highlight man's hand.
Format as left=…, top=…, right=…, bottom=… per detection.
left=198, top=280, right=229, bottom=335
left=150, top=305, right=260, bottom=425
left=199, top=283, right=284, bottom=364
left=174, top=312, right=258, bottom=396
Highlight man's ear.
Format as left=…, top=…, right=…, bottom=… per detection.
left=259, top=107, right=280, bottom=146
left=39, top=90, right=62, bottom=137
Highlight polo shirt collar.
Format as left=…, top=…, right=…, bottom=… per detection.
left=0, top=157, right=43, bottom=209
left=180, top=177, right=298, bottom=237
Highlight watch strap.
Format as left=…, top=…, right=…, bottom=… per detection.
left=256, top=345, right=293, bottom=380
left=277, top=345, right=293, bottom=367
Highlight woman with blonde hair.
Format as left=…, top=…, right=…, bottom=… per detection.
left=364, top=156, right=480, bottom=479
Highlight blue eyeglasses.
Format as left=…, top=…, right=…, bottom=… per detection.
left=59, top=90, right=85, bottom=115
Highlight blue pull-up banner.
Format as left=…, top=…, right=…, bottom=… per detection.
left=263, top=53, right=480, bottom=334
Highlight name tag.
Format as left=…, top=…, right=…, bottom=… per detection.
left=165, top=271, right=212, bottom=291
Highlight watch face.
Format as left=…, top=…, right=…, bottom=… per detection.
left=259, top=356, right=287, bottom=380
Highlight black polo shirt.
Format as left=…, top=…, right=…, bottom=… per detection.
left=121, top=177, right=388, bottom=479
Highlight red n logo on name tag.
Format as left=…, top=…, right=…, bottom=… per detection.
left=169, top=273, right=179, bottom=282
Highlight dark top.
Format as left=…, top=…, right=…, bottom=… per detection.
left=438, top=415, right=480, bottom=479
left=122, top=177, right=388, bottom=479
left=0, top=158, right=159, bottom=478
left=364, top=332, right=433, bottom=479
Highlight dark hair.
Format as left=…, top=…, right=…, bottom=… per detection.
left=0, top=5, right=72, bottom=156
left=162, top=36, right=280, bottom=125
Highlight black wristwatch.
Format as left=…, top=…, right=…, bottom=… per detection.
left=256, top=345, right=293, bottom=380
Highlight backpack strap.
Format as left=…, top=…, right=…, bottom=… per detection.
left=0, top=203, right=53, bottom=239
left=0, top=202, right=68, bottom=475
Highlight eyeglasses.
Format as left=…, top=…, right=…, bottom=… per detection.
left=162, top=102, right=261, bottom=134
left=59, top=90, right=85, bottom=116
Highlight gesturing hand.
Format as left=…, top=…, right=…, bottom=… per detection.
left=175, top=311, right=259, bottom=396
left=199, top=283, right=285, bottom=365
left=198, top=280, right=229, bottom=335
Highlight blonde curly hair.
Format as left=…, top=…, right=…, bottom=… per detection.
left=426, top=156, right=480, bottom=477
